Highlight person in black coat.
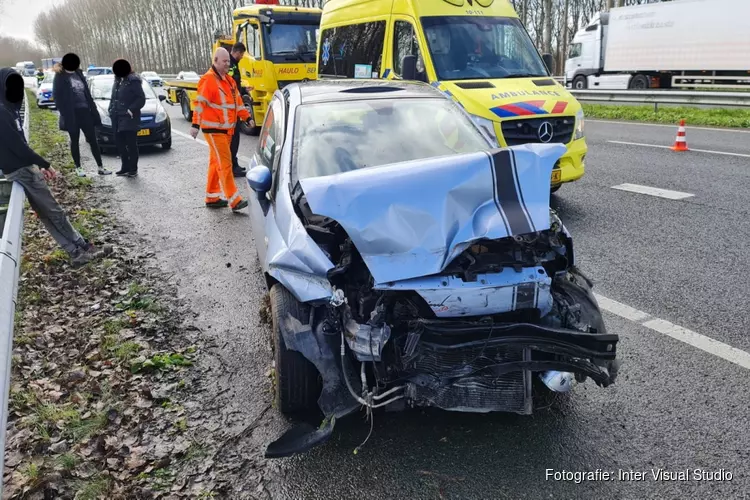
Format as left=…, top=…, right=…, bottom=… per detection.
left=109, top=59, right=146, bottom=177
left=52, top=53, right=110, bottom=177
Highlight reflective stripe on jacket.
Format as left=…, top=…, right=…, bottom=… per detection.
left=191, top=66, right=250, bottom=134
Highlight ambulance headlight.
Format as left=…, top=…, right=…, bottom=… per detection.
left=574, top=108, right=585, bottom=140
left=470, top=113, right=499, bottom=147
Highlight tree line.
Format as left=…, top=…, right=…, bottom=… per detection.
left=19, top=0, right=671, bottom=75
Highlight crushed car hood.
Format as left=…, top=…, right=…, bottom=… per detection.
left=299, top=143, right=565, bottom=285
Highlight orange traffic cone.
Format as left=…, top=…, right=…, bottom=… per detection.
left=671, top=119, right=689, bottom=151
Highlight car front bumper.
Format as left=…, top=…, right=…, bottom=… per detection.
left=96, top=119, right=171, bottom=148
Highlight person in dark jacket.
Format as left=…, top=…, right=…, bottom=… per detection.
left=52, top=53, right=110, bottom=177
left=228, top=42, right=255, bottom=177
left=109, top=59, right=146, bottom=177
left=0, top=67, right=110, bottom=267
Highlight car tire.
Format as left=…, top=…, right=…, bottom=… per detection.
left=162, top=138, right=172, bottom=150
left=181, top=91, right=192, bottom=122
left=573, top=75, right=587, bottom=90
left=269, top=284, right=321, bottom=415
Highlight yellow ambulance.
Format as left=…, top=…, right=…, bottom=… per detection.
left=317, top=0, right=587, bottom=192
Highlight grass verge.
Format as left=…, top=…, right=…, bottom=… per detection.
left=582, top=103, right=750, bottom=128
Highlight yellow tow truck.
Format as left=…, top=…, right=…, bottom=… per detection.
left=165, top=0, right=321, bottom=135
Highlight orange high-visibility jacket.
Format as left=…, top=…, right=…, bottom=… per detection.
left=191, top=66, right=250, bottom=135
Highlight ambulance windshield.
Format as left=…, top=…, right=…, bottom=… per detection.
left=421, top=16, right=549, bottom=81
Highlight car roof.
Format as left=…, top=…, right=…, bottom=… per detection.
left=295, top=79, right=447, bottom=105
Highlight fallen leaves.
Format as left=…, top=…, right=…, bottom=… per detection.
left=3, top=101, right=203, bottom=500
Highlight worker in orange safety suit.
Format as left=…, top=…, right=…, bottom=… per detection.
left=189, top=47, right=254, bottom=211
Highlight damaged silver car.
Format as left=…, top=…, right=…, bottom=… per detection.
left=245, top=80, right=619, bottom=458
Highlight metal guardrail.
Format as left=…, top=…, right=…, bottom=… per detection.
left=0, top=92, right=29, bottom=496
left=569, top=89, right=750, bottom=110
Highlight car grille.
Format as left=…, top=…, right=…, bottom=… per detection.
left=501, top=116, right=575, bottom=146
left=405, top=341, right=531, bottom=414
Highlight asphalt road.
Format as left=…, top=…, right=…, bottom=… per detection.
left=82, top=101, right=750, bottom=499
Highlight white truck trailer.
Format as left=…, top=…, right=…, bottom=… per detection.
left=564, top=0, right=750, bottom=90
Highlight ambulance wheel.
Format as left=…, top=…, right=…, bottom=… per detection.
left=573, top=76, right=587, bottom=90
left=161, top=138, right=172, bottom=150
left=181, top=91, right=192, bottom=121
left=269, top=284, right=322, bottom=415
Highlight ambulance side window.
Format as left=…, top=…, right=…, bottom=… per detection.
left=393, top=21, right=425, bottom=80
left=318, top=21, right=386, bottom=78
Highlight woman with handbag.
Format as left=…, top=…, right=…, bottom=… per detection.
left=52, top=53, right=111, bottom=177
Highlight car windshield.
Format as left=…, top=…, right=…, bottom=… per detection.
left=87, top=68, right=107, bottom=76
left=142, top=72, right=156, bottom=77
left=421, top=16, right=549, bottom=81
left=43, top=73, right=54, bottom=84
left=180, top=72, right=198, bottom=79
left=264, top=23, right=319, bottom=63
left=89, top=77, right=157, bottom=100
left=294, top=97, right=490, bottom=180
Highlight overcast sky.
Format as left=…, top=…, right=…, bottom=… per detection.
left=0, top=0, right=61, bottom=42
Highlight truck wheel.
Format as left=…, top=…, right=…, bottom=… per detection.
left=629, top=75, right=650, bottom=90
left=180, top=91, right=192, bottom=121
left=573, top=75, right=587, bottom=90
left=269, top=284, right=322, bottom=415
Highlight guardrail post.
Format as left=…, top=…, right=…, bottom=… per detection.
left=0, top=91, right=29, bottom=496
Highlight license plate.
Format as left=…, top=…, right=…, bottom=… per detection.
left=137, top=129, right=150, bottom=136
left=551, top=170, right=561, bottom=183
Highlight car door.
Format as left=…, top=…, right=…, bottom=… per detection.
left=248, top=95, right=284, bottom=269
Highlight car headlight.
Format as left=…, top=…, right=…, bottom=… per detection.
left=574, top=109, right=585, bottom=140
left=155, top=105, right=168, bottom=123
left=469, top=113, right=499, bottom=147
left=98, top=107, right=111, bottom=126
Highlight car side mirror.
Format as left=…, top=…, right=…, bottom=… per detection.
left=401, top=55, right=417, bottom=81
left=158, top=95, right=166, bottom=102
left=542, top=53, right=555, bottom=75
left=247, top=165, right=272, bottom=194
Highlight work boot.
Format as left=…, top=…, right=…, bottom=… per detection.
left=115, top=170, right=128, bottom=176
left=232, top=166, right=247, bottom=177
left=206, top=200, right=228, bottom=209
left=82, top=241, right=114, bottom=258
left=232, top=199, right=248, bottom=212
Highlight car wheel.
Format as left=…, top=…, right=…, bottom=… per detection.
left=181, top=91, right=192, bottom=121
left=269, top=284, right=321, bottom=415
left=162, top=138, right=172, bottom=150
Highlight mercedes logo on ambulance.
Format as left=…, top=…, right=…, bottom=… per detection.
left=537, top=122, right=554, bottom=143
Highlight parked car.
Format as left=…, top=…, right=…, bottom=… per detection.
left=175, top=71, right=199, bottom=82
left=85, top=67, right=113, bottom=83
left=141, top=71, right=163, bottom=87
left=88, top=75, right=171, bottom=152
left=36, top=71, right=55, bottom=108
left=245, top=80, right=620, bottom=458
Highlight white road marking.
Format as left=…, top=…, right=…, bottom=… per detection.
left=172, top=129, right=251, bottom=165
left=593, top=294, right=651, bottom=322
left=608, top=140, right=750, bottom=158
left=611, top=183, right=695, bottom=200
left=172, top=128, right=207, bottom=145
left=590, top=119, right=750, bottom=134
left=596, top=294, right=750, bottom=371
